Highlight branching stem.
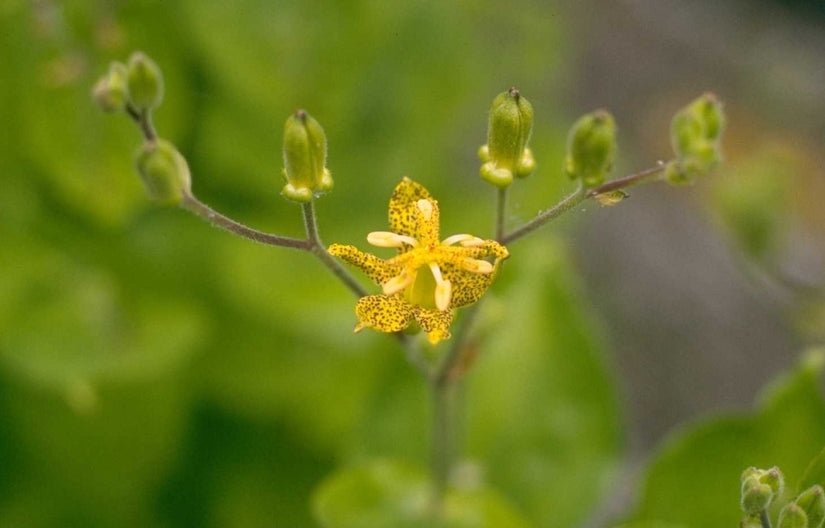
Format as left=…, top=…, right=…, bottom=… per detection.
left=501, top=163, right=668, bottom=245
left=180, top=193, right=310, bottom=249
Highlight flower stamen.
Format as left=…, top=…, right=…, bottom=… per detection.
left=429, top=262, right=452, bottom=311
left=367, top=231, right=418, bottom=248
left=461, top=258, right=494, bottom=274
left=441, top=234, right=485, bottom=247
left=382, top=269, right=416, bottom=295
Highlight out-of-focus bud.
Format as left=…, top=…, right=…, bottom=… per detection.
left=282, top=110, right=333, bottom=202
left=479, top=87, right=535, bottom=188
left=741, top=515, right=764, bottom=528
left=778, top=503, right=809, bottom=528
left=564, top=110, right=616, bottom=188
left=134, top=139, right=191, bottom=205
left=126, top=51, right=164, bottom=112
left=92, top=61, right=128, bottom=113
left=741, top=477, right=774, bottom=515
left=740, top=466, right=786, bottom=515
left=667, top=92, right=725, bottom=184
left=762, top=467, right=785, bottom=497
left=796, top=486, right=825, bottom=528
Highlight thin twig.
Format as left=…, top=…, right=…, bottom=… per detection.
left=586, top=163, right=666, bottom=198
left=495, top=187, right=507, bottom=241
left=501, top=163, right=669, bottom=245
left=301, top=201, right=371, bottom=298
left=760, top=509, right=772, bottom=528
left=500, top=184, right=586, bottom=245
left=125, top=104, right=158, bottom=142
left=180, top=193, right=310, bottom=249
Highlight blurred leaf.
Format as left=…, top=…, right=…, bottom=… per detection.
left=0, top=371, right=190, bottom=527
left=464, top=236, right=622, bottom=527
left=632, top=349, right=825, bottom=528
left=0, top=239, right=204, bottom=388
left=312, top=459, right=530, bottom=528
left=711, top=143, right=799, bottom=263
left=799, top=437, right=825, bottom=491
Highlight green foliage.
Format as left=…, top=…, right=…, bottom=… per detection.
left=464, top=238, right=622, bottom=527
left=313, top=459, right=530, bottom=528
left=630, top=350, right=825, bottom=528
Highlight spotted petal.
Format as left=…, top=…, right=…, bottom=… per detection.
left=328, top=244, right=401, bottom=286
left=388, top=177, right=439, bottom=245
left=355, top=294, right=415, bottom=333
left=442, top=262, right=497, bottom=308
left=413, top=307, right=453, bottom=344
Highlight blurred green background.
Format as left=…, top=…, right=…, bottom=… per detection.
left=1, top=1, right=824, bottom=527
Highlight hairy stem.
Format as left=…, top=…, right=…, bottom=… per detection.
left=301, top=202, right=370, bottom=298
left=585, top=163, right=666, bottom=198
left=495, top=187, right=507, bottom=241
left=180, top=193, right=310, bottom=249
left=126, top=104, right=158, bottom=142
left=501, top=163, right=668, bottom=245
left=760, top=509, right=772, bottom=528
left=500, top=184, right=586, bottom=245
left=430, top=379, right=453, bottom=516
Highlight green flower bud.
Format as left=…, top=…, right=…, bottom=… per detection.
left=92, top=62, right=128, bottom=113
left=796, top=486, right=825, bottom=528
left=126, top=51, right=164, bottom=112
left=741, top=515, right=764, bottom=528
left=668, top=93, right=725, bottom=184
left=778, top=503, right=809, bottom=528
left=741, top=477, right=774, bottom=515
left=134, top=140, right=191, bottom=205
left=564, top=110, right=617, bottom=188
left=282, top=110, right=333, bottom=202
left=740, top=466, right=786, bottom=514
left=479, top=87, right=535, bottom=188
left=762, top=467, right=785, bottom=497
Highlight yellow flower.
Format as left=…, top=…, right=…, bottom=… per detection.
left=329, top=178, right=509, bottom=344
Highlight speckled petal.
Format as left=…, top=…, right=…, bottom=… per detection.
left=442, top=262, right=497, bottom=308
left=328, top=244, right=401, bottom=286
left=414, top=307, right=453, bottom=344
left=388, top=178, right=436, bottom=242
left=355, top=294, right=415, bottom=333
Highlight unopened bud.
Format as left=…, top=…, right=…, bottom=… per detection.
left=741, top=478, right=774, bottom=515
left=479, top=88, right=535, bottom=188
left=134, top=140, right=191, bottom=205
left=762, top=467, right=785, bottom=497
left=778, top=503, right=809, bottom=528
left=564, top=110, right=616, bottom=188
left=282, top=110, right=333, bottom=202
left=740, top=467, right=785, bottom=514
left=668, top=93, right=725, bottom=184
left=796, top=486, right=825, bottom=528
left=741, top=515, right=764, bottom=528
left=92, top=62, right=128, bottom=113
left=126, top=51, right=164, bottom=112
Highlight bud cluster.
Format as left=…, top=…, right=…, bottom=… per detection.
left=777, top=486, right=825, bottom=528
left=92, top=51, right=164, bottom=115
left=741, top=466, right=785, bottom=515
left=479, top=88, right=535, bottom=188
left=665, top=92, right=725, bottom=184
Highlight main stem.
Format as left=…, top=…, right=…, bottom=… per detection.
left=430, top=378, right=452, bottom=515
